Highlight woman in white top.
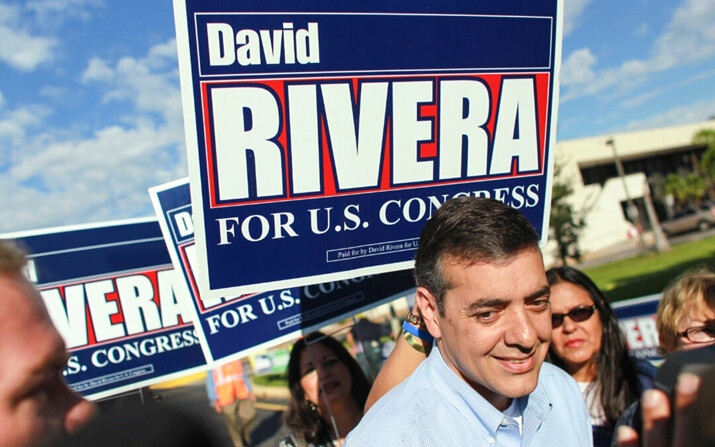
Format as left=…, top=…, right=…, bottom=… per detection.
left=547, top=267, right=656, bottom=447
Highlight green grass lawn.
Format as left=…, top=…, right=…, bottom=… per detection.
left=252, top=372, right=288, bottom=388
left=582, top=234, right=715, bottom=302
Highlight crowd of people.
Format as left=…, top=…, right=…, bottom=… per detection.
left=1, top=196, right=713, bottom=447
left=280, top=198, right=713, bottom=447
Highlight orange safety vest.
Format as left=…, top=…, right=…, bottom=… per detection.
left=213, top=360, right=251, bottom=406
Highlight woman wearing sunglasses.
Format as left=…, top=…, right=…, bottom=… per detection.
left=546, top=266, right=656, bottom=447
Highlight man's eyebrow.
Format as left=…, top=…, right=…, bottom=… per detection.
left=466, top=286, right=550, bottom=311
left=525, top=286, right=551, bottom=301
left=467, top=298, right=511, bottom=311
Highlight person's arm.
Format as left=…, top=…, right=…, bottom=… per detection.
left=363, top=306, right=432, bottom=412
left=616, top=373, right=700, bottom=447
left=205, top=370, right=222, bottom=412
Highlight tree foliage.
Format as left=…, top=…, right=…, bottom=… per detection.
left=549, top=163, right=585, bottom=265
left=694, top=129, right=715, bottom=189
left=664, top=173, right=706, bottom=209
left=685, top=173, right=706, bottom=202
left=664, top=173, right=687, bottom=205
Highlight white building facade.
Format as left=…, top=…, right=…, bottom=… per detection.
left=544, top=120, right=715, bottom=266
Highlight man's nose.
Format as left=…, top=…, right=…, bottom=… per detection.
left=504, top=307, right=538, bottom=348
left=60, top=384, right=97, bottom=435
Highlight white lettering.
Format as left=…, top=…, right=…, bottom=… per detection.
left=86, top=280, right=125, bottom=342
left=236, top=29, right=261, bottom=65
left=439, top=80, right=490, bottom=179
left=490, top=78, right=539, bottom=175
left=41, top=286, right=88, bottom=349
left=296, top=22, right=320, bottom=63
left=211, top=79, right=541, bottom=203
left=321, top=82, right=388, bottom=190
left=117, top=275, right=161, bottom=335
left=157, top=270, right=194, bottom=325
left=622, top=320, right=643, bottom=350
left=260, top=28, right=282, bottom=64
left=217, top=217, right=240, bottom=245
left=212, top=86, right=283, bottom=201
left=174, top=211, right=194, bottom=237
left=211, top=22, right=320, bottom=67
left=288, top=84, right=321, bottom=194
left=393, top=81, right=433, bottom=184
left=207, top=23, right=235, bottom=66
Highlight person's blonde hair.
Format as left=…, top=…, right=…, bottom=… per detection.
left=0, top=239, right=27, bottom=276
left=657, top=268, right=715, bottom=354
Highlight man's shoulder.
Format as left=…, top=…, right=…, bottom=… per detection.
left=527, top=363, right=593, bottom=446
left=539, top=360, right=571, bottom=377
left=345, top=362, right=451, bottom=446
left=539, top=362, right=579, bottom=386
left=357, top=367, right=435, bottom=412
left=537, top=362, right=584, bottom=402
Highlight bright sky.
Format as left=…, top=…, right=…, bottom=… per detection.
left=0, top=0, right=714, bottom=233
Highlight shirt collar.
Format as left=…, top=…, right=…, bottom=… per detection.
left=521, top=367, right=554, bottom=444
left=426, top=345, right=553, bottom=440
left=426, top=346, right=512, bottom=436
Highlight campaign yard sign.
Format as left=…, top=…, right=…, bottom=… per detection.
left=173, top=1, right=564, bottom=298
left=612, top=294, right=662, bottom=362
left=149, top=178, right=415, bottom=364
left=1, top=220, right=207, bottom=400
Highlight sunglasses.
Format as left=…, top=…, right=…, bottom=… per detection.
left=677, top=321, right=715, bottom=344
left=551, top=305, right=597, bottom=328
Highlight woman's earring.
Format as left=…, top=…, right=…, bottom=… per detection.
left=306, top=400, right=318, bottom=412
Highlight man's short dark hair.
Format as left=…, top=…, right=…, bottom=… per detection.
left=414, top=197, right=540, bottom=315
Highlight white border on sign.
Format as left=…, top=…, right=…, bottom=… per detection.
left=174, top=1, right=565, bottom=300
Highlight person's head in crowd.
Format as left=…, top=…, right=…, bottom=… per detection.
left=415, top=197, right=551, bottom=411
left=692, top=365, right=715, bottom=447
left=615, top=361, right=715, bottom=447
left=284, top=331, right=370, bottom=444
left=50, top=402, right=223, bottom=447
left=0, top=240, right=96, bottom=447
left=546, top=266, right=643, bottom=426
left=657, top=268, right=715, bottom=354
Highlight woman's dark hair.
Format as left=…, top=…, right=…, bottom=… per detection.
left=546, top=266, right=641, bottom=427
left=284, top=331, right=371, bottom=443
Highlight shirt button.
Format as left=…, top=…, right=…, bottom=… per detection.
left=488, top=438, right=495, bottom=444
left=501, top=418, right=509, bottom=425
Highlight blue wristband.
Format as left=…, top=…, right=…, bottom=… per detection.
left=402, top=320, right=434, bottom=342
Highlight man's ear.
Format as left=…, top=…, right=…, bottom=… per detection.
left=416, top=286, right=441, bottom=340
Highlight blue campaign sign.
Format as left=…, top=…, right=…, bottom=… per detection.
left=172, top=0, right=564, bottom=298
left=1, top=220, right=207, bottom=400
left=150, top=178, right=415, bottom=364
left=612, top=294, right=662, bottom=362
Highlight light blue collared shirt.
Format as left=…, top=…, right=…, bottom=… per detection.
left=345, top=346, right=592, bottom=446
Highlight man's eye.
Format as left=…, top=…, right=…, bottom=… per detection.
left=529, top=299, right=550, bottom=311
left=475, top=311, right=497, bottom=322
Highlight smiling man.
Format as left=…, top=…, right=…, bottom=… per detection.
left=0, top=240, right=96, bottom=447
left=345, top=197, right=592, bottom=446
